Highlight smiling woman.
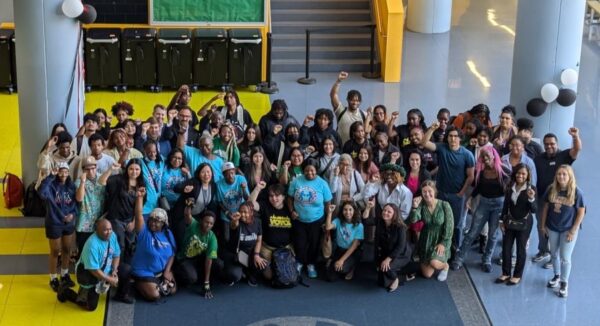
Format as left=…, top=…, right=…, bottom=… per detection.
left=287, top=158, right=333, bottom=279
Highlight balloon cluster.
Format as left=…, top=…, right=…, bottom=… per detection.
left=61, top=0, right=97, bottom=24
left=527, top=68, right=578, bottom=117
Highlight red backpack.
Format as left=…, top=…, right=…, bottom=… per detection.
left=3, top=173, right=24, bottom=208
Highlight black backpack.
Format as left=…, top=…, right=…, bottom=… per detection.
left=20, top=182, right=47, bottom=217
left=271, top=248, right=307, bottom=289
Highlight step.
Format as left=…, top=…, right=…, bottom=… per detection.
left=271, top=9, right=371, bottom=22
left=272, top=33, right=372, bottom=47
left=272, top=21, right=374, bottom=34
left=272, top=46, right=372, bottom=60
left=272, top=58, right=376, bottom=72
left=271, top=0, right=370, bottom=10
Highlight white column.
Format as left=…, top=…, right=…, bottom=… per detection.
left=14, top=0, right=82, bottom=183
left=510, top=0, right=586, bottom=148
left=406, top=0, right=453, bottom=34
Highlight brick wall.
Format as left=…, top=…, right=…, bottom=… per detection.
left=86, top=0, right=148, bottom=24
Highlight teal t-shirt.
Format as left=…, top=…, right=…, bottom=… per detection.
left=142, top=159, right=165, bottom=215
left=183, top=145, right=224, bottom=182
left=333, top=218, right=364, bottom=249
left=79, top=232, right=121, bottom=275
left=216, top=174, right=249, bottom=221
left=161, top=167, right=189, bottom=206
left=288, top=175, right=333, bottom=223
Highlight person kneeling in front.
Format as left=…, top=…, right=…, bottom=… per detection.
left=57, top=219, right=121, bottom=311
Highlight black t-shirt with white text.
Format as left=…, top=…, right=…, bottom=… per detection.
left=258, top=201, right=292, bottom=248
left=229, top=219, right=262, bottom=253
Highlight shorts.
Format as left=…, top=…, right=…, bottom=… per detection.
left=45, top=223, right=75, bottom=240
left=259, top=243, right=294, bottom=263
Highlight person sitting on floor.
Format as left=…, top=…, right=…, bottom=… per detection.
left=324, top=201, right=364, bottom=282
left=131, top=190, right=177, bottom=302
left=174, top=209, right=220, bottom=299
left=375, top=203, right=412, bottom=292
left=57, top=219, right=121, bottom=311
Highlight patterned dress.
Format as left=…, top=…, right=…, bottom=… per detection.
left=409, top=200, right=454, bottom=263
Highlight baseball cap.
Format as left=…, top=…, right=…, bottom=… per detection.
left=221, top=162, right=235, bottom=172
left=82, top=156, right=97, bottom=169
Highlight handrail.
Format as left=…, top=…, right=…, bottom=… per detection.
left=297, top=24, right=377, bottom=85
left=373, top=0, right=404, bottom=82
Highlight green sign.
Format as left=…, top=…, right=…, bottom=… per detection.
left=152, top=0, right=265, bottom=24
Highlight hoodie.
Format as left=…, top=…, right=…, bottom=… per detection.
left=38, top=175, right=78, bottom=227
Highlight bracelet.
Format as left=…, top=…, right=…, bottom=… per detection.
left=254, top=253, right=260, bottom=256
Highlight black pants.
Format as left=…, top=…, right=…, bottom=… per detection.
left=325, top=247, right=361, bottom=282
left=59, top=286, right=101, bottom=311
left=175, top=255, right=222, bottom=286
left=76, top=232, right=93, bottom=254
left=110, top=219, right=135, bottom=263
left=377, top=256, right=411, bottom=288
left=502, top=225, right=532, bottom=278
left=292, top=217, right=324, bottom=265
left=220, top=250, right=261, bottom=284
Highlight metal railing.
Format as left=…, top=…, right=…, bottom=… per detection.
left=297, top=24, right=380, bottom=85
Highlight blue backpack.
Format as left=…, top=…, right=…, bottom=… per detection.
left=271, top=248, right=307, bottom=289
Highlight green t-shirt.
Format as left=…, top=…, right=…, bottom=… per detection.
left=177, top=219, right=218, bottom=260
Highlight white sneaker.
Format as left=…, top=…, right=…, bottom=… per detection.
left=437, top=268, right=449, bottom=282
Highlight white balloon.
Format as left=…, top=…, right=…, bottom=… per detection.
left=62, top=0, right=84, bottom=18
left=560, top=68, right=578, bottom=86
left=540, top=83, right=559, bottom=103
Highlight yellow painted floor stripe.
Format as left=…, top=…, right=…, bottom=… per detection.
left=0, top=89, right=270, bottom=217
left=0, top=275, right=106, bottom=326
left=0, top=228, right=47, bottom=255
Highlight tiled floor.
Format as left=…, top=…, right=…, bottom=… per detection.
left=1, top=0, right=599, bottom=325
left=0, top=229, right=47, bottom=255
left=0, top=275, right=106, bottom=326
left=269, top=1, right=600, bottom=325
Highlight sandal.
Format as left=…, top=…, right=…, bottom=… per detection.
left=494, top=275, right=510, bottom=284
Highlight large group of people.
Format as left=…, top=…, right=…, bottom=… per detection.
left=37, top=72, right=585, bottom=311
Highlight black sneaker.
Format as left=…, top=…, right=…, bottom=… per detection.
left=247, top=275, right=258, bottom=287
left=547, top=275, right=560, bottom=288
left=50, top=278, right=60, bottom=292
left=558, top=282, right=568, bottom=298
left=532, top=252, right=550, bottom=263
left=60, top=274, right=75, bottom=288
left=482, top=263, right=492, bottom=273
left=114, top=294, right=136, bottom=304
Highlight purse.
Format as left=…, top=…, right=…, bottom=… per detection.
left=322, top=229, right=333, bottom=259
left=504, top=212, right=529, bottom=231
left=235, top=229, right=249, bottom=267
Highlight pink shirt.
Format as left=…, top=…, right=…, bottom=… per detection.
left=406, top=174, right=419, bottom=195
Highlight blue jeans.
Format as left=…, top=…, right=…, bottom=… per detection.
left=438, top=192, right=466, bottom=253
left=457, top=196, right=503, bottom=265
left=548, top=229, right=579, bottom=283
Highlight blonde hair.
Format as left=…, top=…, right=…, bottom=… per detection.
left=548, top=165, right=576, bottom=206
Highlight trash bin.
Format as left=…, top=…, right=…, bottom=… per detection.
left=0, top=29, right=16, bottom=94
left=192, top=28, right=228, bottom=88
left=85, top=28, right=122, bottom=91
left=228, top=29, right=262, bottom=87
left=157, top=29, right=192, bottom=90
left=121, top=28, right=157, bottom=91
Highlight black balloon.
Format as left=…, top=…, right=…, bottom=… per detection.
left=556, top=88, right=577, bottom=107
left=526, top=98, right=547, bottom=117
left=77, top=5, right=97, bottom=24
